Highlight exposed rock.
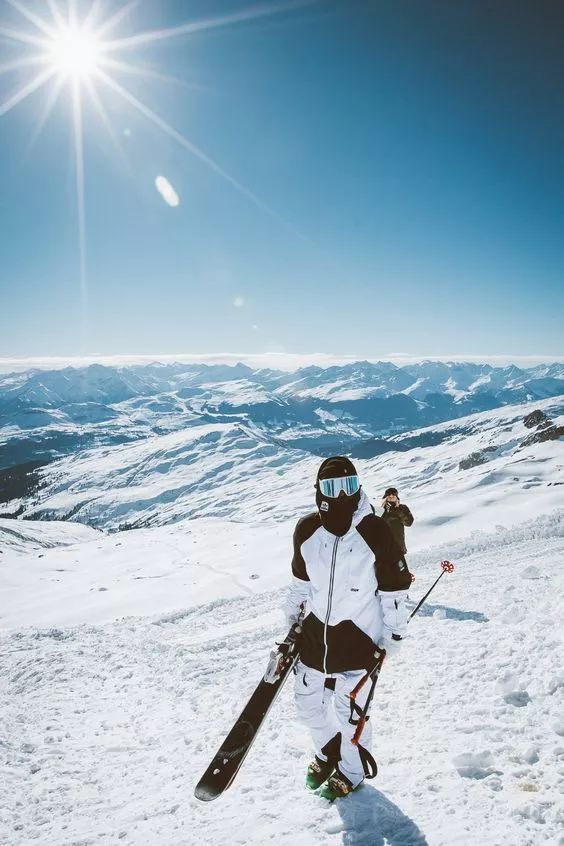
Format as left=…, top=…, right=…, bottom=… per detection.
left=523, top=409, right=552, bottom=429
left=459, top=446, right=497, bottom=471
left=520, top=425, right=564, bottom=448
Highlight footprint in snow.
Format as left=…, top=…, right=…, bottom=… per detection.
left=519, top=565, right=543, bottom=580
left=495, top=672, right=531, bottom=707
left=504, top=690, right=531, bottom=707
left=452, top=750, right=502, bottom=780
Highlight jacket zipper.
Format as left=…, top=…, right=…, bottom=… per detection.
left=323, top=536, right=339, bottom=674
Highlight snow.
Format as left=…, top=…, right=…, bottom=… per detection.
left=0, top=518, right=99, bottom=554
left=1, top=371, right=564, bottom=844
left=2, top=362, right=562, bottom=485
left=1, top=514, right=563, bottom=844
left=401, top=377, right=427, bottom=396
left=10, top=395, right=563, bottom=537
left=0, top=518, right=288, bottom=630
left=194, top=379, right=273, bottom=406
left=443, top=376, right=467, bottom=402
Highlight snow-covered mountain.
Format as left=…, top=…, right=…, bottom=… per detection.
left=2, top=391, right=562, bottom=539
left=3, top=360, right=562, bottom=416
left=1, top=360, right=564, bottom=844
left=2, top=361, right=563, bottom=508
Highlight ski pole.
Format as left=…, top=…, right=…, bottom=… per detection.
left=353, top=559, right=455, bottom=696
left=349, top=560, right=455, bottom=744
left=408, top=560, right=454, bottom=621
left=350, top=654, right=384, bottom=746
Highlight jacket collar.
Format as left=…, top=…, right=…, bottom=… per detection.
left=351, top=489, right=373, bottom=528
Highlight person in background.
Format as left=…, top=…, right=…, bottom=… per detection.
left=381, top=487, right=414, bottom=556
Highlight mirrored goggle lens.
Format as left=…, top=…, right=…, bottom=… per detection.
left=319, top=475, right=360, bottom=498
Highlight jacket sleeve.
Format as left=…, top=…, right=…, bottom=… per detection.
left=398, top=504, right=414, bottom=526
left=283, top=518, right=312, bottom=626
left=357, top=515, right=412, bottom=639
left=379, top=589, right=409, bottom=641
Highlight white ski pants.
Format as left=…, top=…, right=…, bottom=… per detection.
left=294, top=660, right=373, bottom=788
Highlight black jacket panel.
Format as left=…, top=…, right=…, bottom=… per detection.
left=356, top=514, right=412, bottom=591
left=300, top=614, right=375, bottom=673
left=291, top=512, right=321, bottom=581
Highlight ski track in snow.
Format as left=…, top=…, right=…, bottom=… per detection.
left=1, top=522, right=564, bottom=846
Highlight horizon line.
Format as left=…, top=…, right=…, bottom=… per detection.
left=1, top=351, right=563, bottom=375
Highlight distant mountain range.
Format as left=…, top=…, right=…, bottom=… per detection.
left=2, top=386, right=562, bottom=531
left=1, top=360, right=563, bottom=476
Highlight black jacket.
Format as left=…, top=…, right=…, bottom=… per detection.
left=381, top=504, right=414, bottom=554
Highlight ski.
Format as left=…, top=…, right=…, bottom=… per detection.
left=194, top=625, right=300, bottom=801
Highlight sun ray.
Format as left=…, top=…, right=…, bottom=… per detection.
left=0, top=67, right=55, bottom=117
left=0, top=0, right=312, bottom=323
left=82, top=0, right=110, bottom=32
left=0, top=24, right=48, bottom=48
left=69, top=0, right=79, bottom=29
left=100, top=56, right=201, bottom=89
left=0, top=55, right=46, bottom=76
left=84, top=76, right=127, bottom=161
left=97, top=69, right=277, bottom=217
left=94, top=0, right=140, bottom=39
left=71, top=78, right=89, bottom=336
left=46, top=0, right=66, bottom=30
left=103, top=0, right=318, bottom=52
left=26, top=74, right=65, bottom=152
left=6, top=0, right=57, bottom=39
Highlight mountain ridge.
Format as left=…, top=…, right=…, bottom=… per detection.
left=1, top=360, right=563, bottom=474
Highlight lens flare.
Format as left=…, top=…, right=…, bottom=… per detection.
left=0, top=0, right=315, bottom=341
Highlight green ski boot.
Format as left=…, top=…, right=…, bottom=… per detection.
left=305, top=756, right=335, bottom=791
left=318, top=770, right=359, bottom=801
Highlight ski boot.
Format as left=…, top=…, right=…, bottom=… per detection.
left=318, top=769, right=359, bottom=801
left=305, top=755, right=335, bottom=791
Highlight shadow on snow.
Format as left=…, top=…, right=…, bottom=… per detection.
left=335, top=784, right=428, bottom=845
left=408, top=601, right=489, bottom=623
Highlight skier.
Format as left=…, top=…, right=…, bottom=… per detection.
left=284, top=457, right=412, bottom=800
left=381, top=486, right=414, bottom=555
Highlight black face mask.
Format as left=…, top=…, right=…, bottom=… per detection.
left=316, top=487, right=361, bottom=537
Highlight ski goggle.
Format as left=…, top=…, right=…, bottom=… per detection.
left=318, top=475, right=360, bottom=498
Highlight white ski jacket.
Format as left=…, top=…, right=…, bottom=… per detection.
left=284, top=492, right=411, bottom=673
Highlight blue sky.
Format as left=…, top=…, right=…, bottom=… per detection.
left=1, top=0, right=563, bottom=359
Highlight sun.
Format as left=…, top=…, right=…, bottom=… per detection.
left=47, top=26, right=103, bottom=81
left=0, top=0, right=302, bottom=337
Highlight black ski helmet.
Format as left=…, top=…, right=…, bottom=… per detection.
left=315, top=456, right=361, bottom=536
left=317, top=455, right=358, bottom=484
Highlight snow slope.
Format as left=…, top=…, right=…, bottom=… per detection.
left=1, top=373, right=563, bottom=845
left=9, top=395, right=563, bottom=538
left=0, top=518, right=287, bottom=630
left=0, top=517, right=99, bottom=555
left=1, top=514, right=563, bottom=845
left=2, top=360, right=563, bottom=475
